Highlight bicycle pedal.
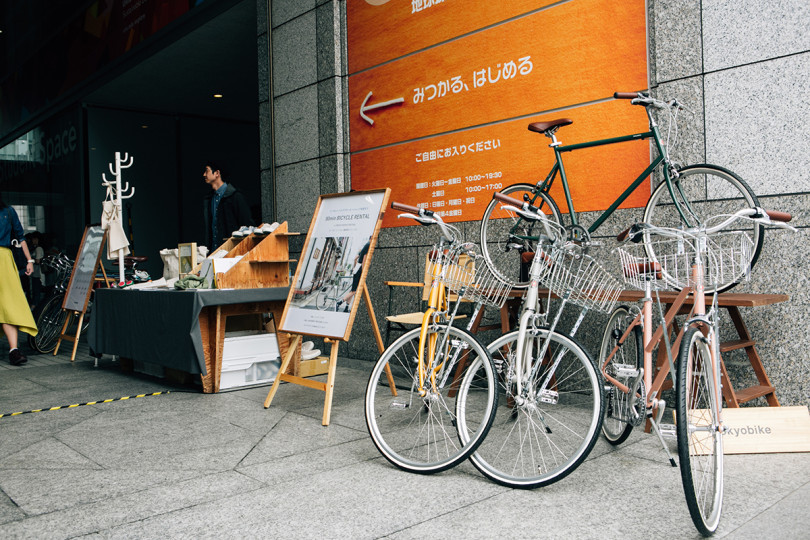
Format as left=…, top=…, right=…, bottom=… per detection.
left=658, top=423, right=677, bottom=439
left=389, top=400, right=410, bottom=410
left=614, top=364, right=640, bottom=378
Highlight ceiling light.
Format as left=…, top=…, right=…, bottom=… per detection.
left=141, top=125, right=148, bottom=129
left=213, top=94, right=223, bottom=98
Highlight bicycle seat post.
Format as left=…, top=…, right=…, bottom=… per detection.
left=545, top=129, right=562, bottom=148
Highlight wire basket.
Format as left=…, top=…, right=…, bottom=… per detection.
left=429, top=245, right=513, bottom=309
left=533, top=244, right=622, bottom=314
left=617, top=231, right=753, bottom=291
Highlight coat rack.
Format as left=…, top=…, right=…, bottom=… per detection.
left=101, top=152, right=135, bottom=286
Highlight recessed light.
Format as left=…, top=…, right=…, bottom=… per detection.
left=141, top=125, right=148, bottom=129
left=213, top=94, right=223, bottom=98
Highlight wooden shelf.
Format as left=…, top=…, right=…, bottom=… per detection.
left=207, top=222, right=298, bottom=289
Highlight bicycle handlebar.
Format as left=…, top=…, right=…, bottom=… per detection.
left=620, top=207, right=796, bottom=242
left=392, top=201, right=460, bottom=242
left=614, top=91, right=681, bottom=111
left=391, top=201, right=431, bottom=216
left=493, top=192, right=544, bottom=222
left=765, top=210, right=792, bottom=223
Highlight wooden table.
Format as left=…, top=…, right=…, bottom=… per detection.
left=88, top=287, right=290, bottom=393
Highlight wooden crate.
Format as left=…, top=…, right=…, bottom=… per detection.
left=298, top=356, right=329, bottom=377
left=215, top=222, right=299, bottom=289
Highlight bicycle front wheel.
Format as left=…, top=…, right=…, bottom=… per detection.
left=643, top=164, right=762, bottom=293
left=365, top=325, right=498, bottom=474
left=480, top=183, right=562, bottom=288
left=677, top=327, right=724, bottom=536
left=28, top=294, right=68, bottom=354
left=600, top=305, right=643, bottom=445
left=470, top=329, right=603, bottom=488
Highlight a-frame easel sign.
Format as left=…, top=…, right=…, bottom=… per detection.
left=54, top=225, right=109, bottom=361
left=264, top=188, right=391, bottom=425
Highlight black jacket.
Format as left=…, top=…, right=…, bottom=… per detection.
left=203, top=183, right=253, bottom=248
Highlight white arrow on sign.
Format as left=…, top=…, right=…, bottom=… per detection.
left=360, top=91, right=404, bottom=125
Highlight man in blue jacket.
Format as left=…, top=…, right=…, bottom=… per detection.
left=202, top=161, right=253, bottom=248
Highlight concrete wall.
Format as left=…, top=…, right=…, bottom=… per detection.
left=261, top=0, right=809, bottom=407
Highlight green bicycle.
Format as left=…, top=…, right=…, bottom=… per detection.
left=480, top=91, right=762, bottom=293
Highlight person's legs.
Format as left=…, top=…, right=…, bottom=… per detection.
left=2, top=323, right=18, bottom=349
left=3, top=323, right=27, bottom=365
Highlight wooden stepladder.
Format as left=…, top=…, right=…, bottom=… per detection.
left=263, top=284, right=393, bottom=425
left=263, top=189, right=392, bottom=426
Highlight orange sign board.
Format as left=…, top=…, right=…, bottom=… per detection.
left=347, top=0, right=557, bottom=73
left=349, top=0, right=647, bottom=152
left=352, top=100, right=651, bottom=228
left=346, top=0, right=649, bottom=227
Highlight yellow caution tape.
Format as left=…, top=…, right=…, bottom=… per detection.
left=0, top=391, right=170, bottom=419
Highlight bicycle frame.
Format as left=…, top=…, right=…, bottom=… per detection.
left=601, top=252, right=724, bottom=442
left=525, top=108, right=698, bottom=237
left=415, top=241, right=469, bottom=395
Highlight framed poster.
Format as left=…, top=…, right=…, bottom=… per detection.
left=178, top=242, right=197, bottom=276
left=280, top=189, right=390, bottom=341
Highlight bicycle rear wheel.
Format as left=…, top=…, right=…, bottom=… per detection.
left=28, top=294, right=68, bottom=354
left=643, top=164, right=762, bottom=293
left=676, top=327, right=724, bottom=536
left=480, top=184, right=562, bottom=288
left=600, top=305, right=643, bottom=445
left=469, top=329, right=602, bottom=488
left=365, top=325, right=498, bottom=474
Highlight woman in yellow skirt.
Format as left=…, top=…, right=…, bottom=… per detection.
left=0, top=196, right=37, bottom=365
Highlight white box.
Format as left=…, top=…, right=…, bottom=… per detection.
left=220, top=360, right=255, bottom=389
left=220, top=358, right=281, bottom=390
left=223, top=333, right=280, bottom=365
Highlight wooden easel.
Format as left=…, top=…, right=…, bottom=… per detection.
left=264, top=189, right=391, bottom=425
left=53, top=227, right=109, bottom=362
left=263, top=283, right=393, bottom=425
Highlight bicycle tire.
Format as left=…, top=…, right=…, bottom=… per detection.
left=676, top=326, right=724, bottom=536
left=643, top=164, right=762, bottom=293
left=28, top=294, right=68, bottom=354
left=468, top=328, right=603, bottom=488
left=365, top=325, right=498, bottom=474
left=480, top=183, right=563, bottom=288
left=600, top=305, right=643, bottom=445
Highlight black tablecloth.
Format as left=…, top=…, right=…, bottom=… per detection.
left=87, top=287, right=289, bottom=374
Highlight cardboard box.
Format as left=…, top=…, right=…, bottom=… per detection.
left=298, top=356, right=329, bottom=377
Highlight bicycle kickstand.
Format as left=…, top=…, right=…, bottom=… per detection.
left=648, top=394, right=678, bottom=467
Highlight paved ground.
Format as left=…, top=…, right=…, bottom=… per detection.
left=0, top=344, right=808, bottom=539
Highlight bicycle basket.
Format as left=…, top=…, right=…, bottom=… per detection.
left=533, top=244, right=621, bottom=313
left=618, top=231, right=753, bottom=290
left=429, top=245, right=513, bottom=309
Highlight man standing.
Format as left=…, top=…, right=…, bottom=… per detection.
left=202, top=162, right=253, bottom=248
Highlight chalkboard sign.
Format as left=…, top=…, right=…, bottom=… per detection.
left=63, top=226, right=107, bottom=313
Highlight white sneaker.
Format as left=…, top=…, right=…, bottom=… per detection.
left=232, top=226, right=254, bottom=237
left=256, top=222, right=279, bottom=235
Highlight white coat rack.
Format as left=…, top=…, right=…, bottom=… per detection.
left=101, top=152, right=135, bottom=286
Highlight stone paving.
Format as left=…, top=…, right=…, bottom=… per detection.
left=0, top=345, right=808, bottom=539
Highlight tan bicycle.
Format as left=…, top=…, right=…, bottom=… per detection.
left=600, top=207, right=793, bottom=535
